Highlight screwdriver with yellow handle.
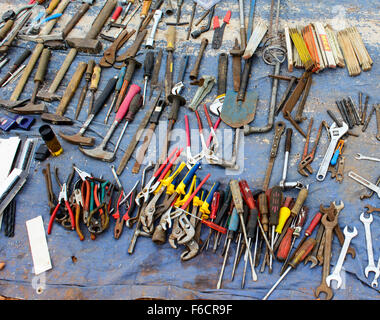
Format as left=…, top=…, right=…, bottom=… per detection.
left=273, top=197, right=293, bottom=245
left=88, top=64, right=101, bottom=115
left=263, top=237, right=316, bottom=300
left=134, top=0, right=152, bottom=40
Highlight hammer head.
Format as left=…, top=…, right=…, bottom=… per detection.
left=0, top=99, right=29, bottom=109
left=41, top=113, right=73, bottom=125
left=58, top=130, right=95, bottom=147
left=66, top=38, right=102, bottom=54
left=79, top=145, right=115, bottom=162
left=12, top=102, right=46, bottom=114
left=36, top=90, right=61, bottom=102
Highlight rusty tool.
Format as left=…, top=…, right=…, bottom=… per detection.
left=304, top=222, right=325, bottom=268
left=230, top=39, right=242, bottom=92
left=134, top=0, right=151, bottom=40
left=189, top=38, right=208, bottom=81
left=38, top=0, right=116, bottom=102
left=104, top=67, right=126, bottom=124
left=75, top=59, right=95, bottom=119
left=191, top=5, right=215, bottom=39
left=164, top=25, right=176, bottom=103
left=364, top=204, right=380, bottom=214
left=79, top=84, right=141, bottom=162
left=263, top=238, right=316, bottom=300
left=11, top=48, right=51, bottom=115
left=315, top=213, right=338, bottom=300
left=186, top=1, right=197, bottom=40
left=59, top=76, right=118, bottom=146
left=209, top=53, right=228, bottom=116
left=41, top=61, right=87, bottom=124
left=298, top=119, right=323, bottom=176
left=148, top=48, right=163, bottom=101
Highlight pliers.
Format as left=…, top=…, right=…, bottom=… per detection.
left=73, top=166, right=92, bottom=224
left=48, top=183, right=75, bottom=234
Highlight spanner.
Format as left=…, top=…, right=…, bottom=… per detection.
left=316, top=121, right=348, bottom=181
left=355, top=153, right=380, bottom=162
left=145, top=9, right=162, bottom=48
left=371, top=258, right=380, bottom=288
left=360, top=212, right=380, bottom=280
left=326, top=226, right=358, bottom=289
left=348, top=171, right=380, bottom=198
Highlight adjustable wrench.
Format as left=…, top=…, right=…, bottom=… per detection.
left=360, top=212, right=380, bottom=281
left=326, top=226, right=357, bottom=289
left=316, top=121, right=348, bottom=181
left=348, top=171, right=380, bottom=198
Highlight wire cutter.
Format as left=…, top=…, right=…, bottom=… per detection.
left=48, top=183, right=75, bottom=234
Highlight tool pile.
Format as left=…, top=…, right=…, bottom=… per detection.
left=0, top=0, right=378, bottom=301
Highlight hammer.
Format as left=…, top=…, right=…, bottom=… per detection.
left=79, top=84, right=141, bottom=162
left=59, top=76, right=118, bottom=146
left=41, top=62, right=87, bottom=125
left=38, top=0, right=116, bottom=102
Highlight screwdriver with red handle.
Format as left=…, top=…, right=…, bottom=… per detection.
left=263, top=237, right=317, bottom=300
left=200, top=190, right=220, bottom=252
left=279, top=211, right=322, bottom=275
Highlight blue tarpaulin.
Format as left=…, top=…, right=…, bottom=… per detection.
left=0, top=0, right=378, bottom=300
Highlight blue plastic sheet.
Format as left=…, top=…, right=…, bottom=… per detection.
left=0, top=0, right=379, bottom=300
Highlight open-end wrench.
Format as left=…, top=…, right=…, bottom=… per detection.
left=359, top=212, right=380, bottom=280
left=326, top=226, right=357, bottom=289
left=315, top=213, right=338, bottom=300
left=304, top=223, right=324, bottom=268
left=348, top=171, right=380, bottom=198
left=355, top=153, right=380, bottom=162
left=316, top=121, right=348, bottom=182
left=364, top=204, right=380, bottom=214
left=371, top=258, right=380, bottom=288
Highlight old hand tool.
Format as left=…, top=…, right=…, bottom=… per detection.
left=38, top=0, right=116, bottom=103
left=348, top=171, right=380, bottom=198
left=12, top=48, right=51, bottom=115
left=229, top=39, right=242, bottom=93
left=132, top=97, right=166, bottom=174
left=0, top=49, right=31, bottom=87
left=230, top=180, right=257, bottom=281
left=263, top=238, right=316, bottom=300
left=326, top=226, right=357, bottom=289
left=48, top=183, right=75, bottom=234
left=104, top=67, right=126, bottom=124
left=165, top=25, right=176, bottom=103
left=280, top=211, right=321, bottom=275
left=146, top=9, right=162, bottom=48
left=172, top=55, right=189, bottom=96
left=316, top=121, right=348, bottom=181
left=186, top=1, right=197, bottom=40
left=148, top=48, right=163, bottom=101
left=209, top=53, right=228, bottom=116
left=105, top=6, right=123, bottom=31
left=278, top=128, right=292, bottom=188
left=315, top=213, right=338, bottom=300
left=238, top=0, right=246, bottom=49
left=75, top=60, right=95, bottom=119
left=364, top=204, right=380, bottom=214
left=135, top=0, right=152, bottom=40
left=41, top=61, right=87, bottom=124
left=190, top=38, right=208, bottom=80
left=360, top=212, right=380, bottom=282
left=191, top=5, right=215, bottom=39
left=263, top=122, right=285, bottom=191
left=268, top=186, right=283, bottom=269
left=355, top=153, right=380, bottom=162
left=142, top=50, right=154, bottom=107
left=88, top=64, right=101, bottom=115
left=59, top=76, right=117, bottom=146
left=304, top=222, right=324, bottom=268
left=79, top=84, right=141, bottom=162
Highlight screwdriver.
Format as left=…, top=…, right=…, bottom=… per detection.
left=279, top=206, right=308, bottom=275
left=273, top=197, right=293, bottom=245
left=134, top=0, right=152, bottom=40
left=217, top=207, right=239, bottom=289
left=280, top=211, right=322, bottom=275
left=165, top=25, right=176, bottom=103
left=212, top=185, right=232, bottom=253
left=75, top=59, right=95, bottom=120
left=230, top=180, right=257, bottom=281
left=88, top=64, right=101, bottom=116
left=269, top=186, right=284, bottom=270
left=200, top=190, right=220, bottom=252
left=121, top=0, right=134, bottom=21
left=104, top=66, right=126, bottom=124
left=263, top=238, right=317, bottom=300
left=142, top=50, right=154, bottom=108
left=231, top=203, right=249, bottom=280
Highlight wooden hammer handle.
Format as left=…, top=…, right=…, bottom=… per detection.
left=56, top=62, right=87, bottom=116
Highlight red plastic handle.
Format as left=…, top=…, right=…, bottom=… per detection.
left=206, top=117, right=221, bottom=147
left=153, top=147, right=178, bottom=178
left=305, top=212, right=322, bottom=236
left=112, top=6, right=123, bottom=20
left=116, top=84, right=141, bottom=122
left=184, top=115, right=191, bottom=147
left=180, top=174, right=211, bottom=210
left=224, top=10, right=232, bottom=24
left=213, top=16, right=220, bottom=29
left=239, top=180, right=255, bottom=209
left=202, top=219, right=227, bottom=234
left=157, top=148, right=183, bottom=181
left=210, top=192, right=220, bottom=220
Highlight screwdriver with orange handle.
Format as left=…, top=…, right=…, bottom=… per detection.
left=280, top=211, right=322, bottom=275
left=263, top=237, right=317, bottom=300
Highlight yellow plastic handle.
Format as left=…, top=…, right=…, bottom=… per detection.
left=161, top=162, right=186, bottom=188
left=275, top=207, right=291, bottom=234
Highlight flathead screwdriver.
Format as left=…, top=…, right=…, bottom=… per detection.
left=142, top=50, right=154, bottom=108
left=105, top=66, right=126, bottom=124
left=273, top=197, right=292, bottom=245
left=269, top=186, right=284, bottom=270
left=217, top=207, right=239, bottom=289
left=263, top=238, right=316, bottom=300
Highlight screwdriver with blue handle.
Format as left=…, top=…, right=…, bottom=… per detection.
left=200, top=188, right=220, bottom=252
left=217, top=207, right=240, bottom=289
